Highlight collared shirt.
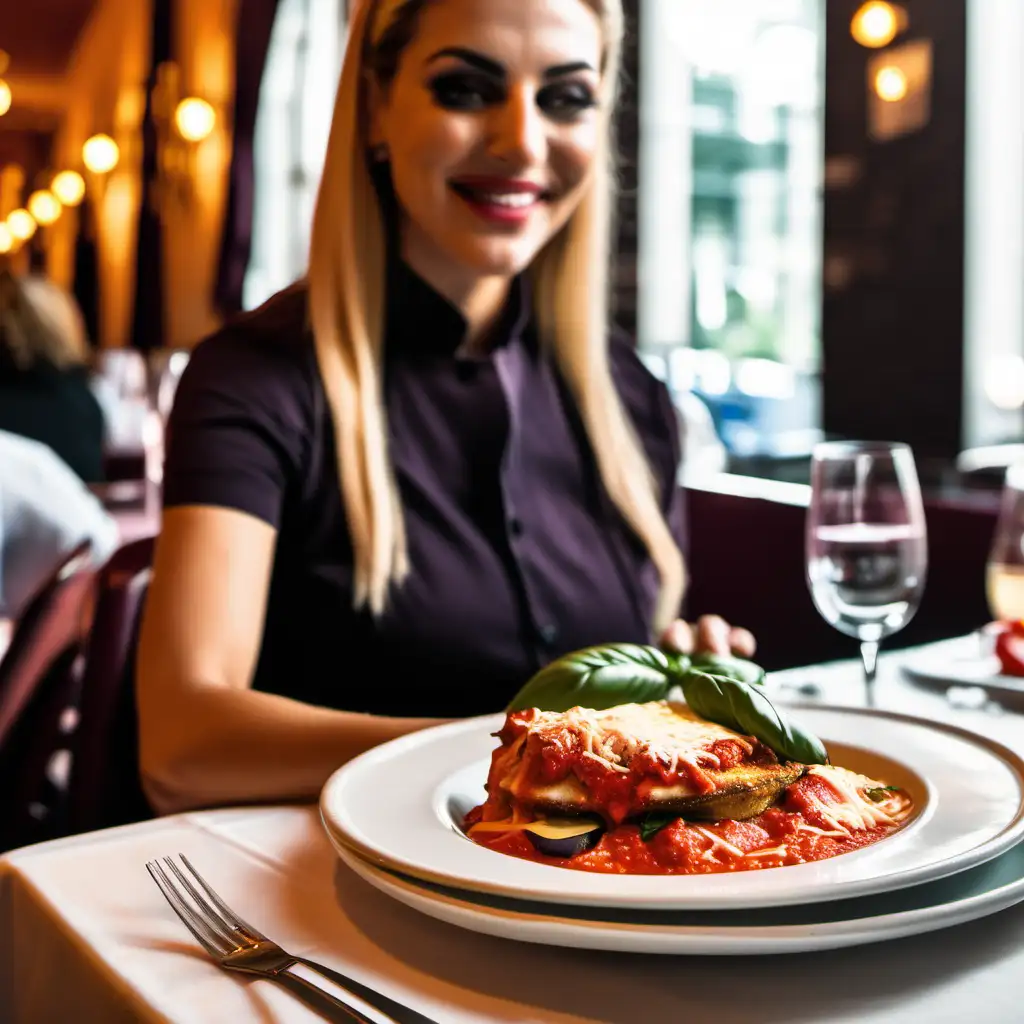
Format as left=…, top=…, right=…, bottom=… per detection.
left=163, top=265, right=684, bottom=717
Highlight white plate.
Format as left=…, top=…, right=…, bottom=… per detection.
left=901, top=637, right=1024, bottom=709
left=319, top=705, right=1024, bottom=911
left=330, top=837, right=1024, bottom=955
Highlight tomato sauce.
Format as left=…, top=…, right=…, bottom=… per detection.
left=467, top=776, right=911, bottom=875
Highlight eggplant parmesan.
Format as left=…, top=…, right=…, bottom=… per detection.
left=465, top=701, right=913, bottom=875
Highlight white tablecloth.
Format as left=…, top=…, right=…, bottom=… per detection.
left=2, top=644, right=1024, bottom=1024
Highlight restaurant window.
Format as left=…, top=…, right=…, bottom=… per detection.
left=244, top=0, right=347, bottom=310
left=636, top=0, right=826, bottom=475
left=962, top=0, right=1024, bottom=454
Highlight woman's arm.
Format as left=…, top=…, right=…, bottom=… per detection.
left=136, top=506, right=443, bottom=815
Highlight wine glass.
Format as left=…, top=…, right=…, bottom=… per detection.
left=986, top=461, right=1024, bottom=621
left=806, top=441, right=928, bottom=705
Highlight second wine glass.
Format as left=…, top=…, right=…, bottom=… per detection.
left=806, top=441, right=928, bottom=705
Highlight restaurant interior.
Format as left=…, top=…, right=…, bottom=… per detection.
left=1, top=1, right=1024, bottom=1021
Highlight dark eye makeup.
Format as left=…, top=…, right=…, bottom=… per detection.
left=426, top=69, right=598, bottom=120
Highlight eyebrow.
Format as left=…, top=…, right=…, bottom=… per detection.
left=426, top=47, right=595, bottom=79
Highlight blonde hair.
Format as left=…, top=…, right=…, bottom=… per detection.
left=0, top=271, right=91, bottom=371
left=308, top=0, right=686, bottom=632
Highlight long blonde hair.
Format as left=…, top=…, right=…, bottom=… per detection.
left=308, top=0, right=685, bottom=633
left=0, top=270, right=91, bottom=372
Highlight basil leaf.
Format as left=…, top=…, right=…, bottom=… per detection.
left=681, top=670, right=829, bottom=765
left=506, top=644, right=675, bottom=712
left=865, top=786, right=901, bottom=803
left=638, top=813, right=677, bottom=842
left=690, top=653, right=765, bottom=687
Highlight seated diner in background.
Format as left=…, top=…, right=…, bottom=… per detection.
left=0, top=430, right=118, bottom=621
left=0, top=269, right=106, bottom=485
left=136, top=0, right=754, bottom=817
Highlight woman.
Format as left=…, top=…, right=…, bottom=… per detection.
left=0, top=271, right=106, bottom=483
left=138, top=0, right=753, bottom=815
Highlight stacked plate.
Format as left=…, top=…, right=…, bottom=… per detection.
left=320, top=705, right=1024, bottom=955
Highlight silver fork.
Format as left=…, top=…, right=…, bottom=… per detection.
left=146, top=854, right=436, bottom=1024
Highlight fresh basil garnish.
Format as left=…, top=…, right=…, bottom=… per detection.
left=681, top=670, right=828, bottom=766
left=506, top=643, right=828, bottom=766
left=638, top=813, right=678, bottom=842
left=690, top=652, right=766, bottom=687
left=506, top=643, right=677, bottom=713
left=864, top=786, right=901, bottom=803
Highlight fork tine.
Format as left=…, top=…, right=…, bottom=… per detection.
left=160, top=857, right=244, bottom=951
left=146, top=861, right=232, bottom=959
left=178, top=853, right=267, bottom=941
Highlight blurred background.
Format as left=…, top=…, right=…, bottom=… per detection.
left=2, top=0, right=1020, bottom=492
left=1, top=0, right=1023, bottom=671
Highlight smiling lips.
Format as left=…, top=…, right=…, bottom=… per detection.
left=449, top=176, right=549, bottom=225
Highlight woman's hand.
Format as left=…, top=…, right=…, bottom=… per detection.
left=660, top=615, right=757, bottom=659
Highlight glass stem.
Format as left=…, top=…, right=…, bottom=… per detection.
left=860, top=640, right=880, bottom=707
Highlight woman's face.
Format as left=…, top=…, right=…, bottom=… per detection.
left=370, top=0, right=604, bottom=290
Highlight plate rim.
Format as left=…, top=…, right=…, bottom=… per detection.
left=900, top=643, right=1024, bottom=694
left=320, top=703, right=1024, bottom=911
left=332, top=837, right=1024, bottom=956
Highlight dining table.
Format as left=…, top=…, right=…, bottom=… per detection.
left=1, top=639, right=1022, bottom=1024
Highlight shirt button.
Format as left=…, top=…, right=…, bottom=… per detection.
left=539, top=624, right=559, bottom=645
left=508, top=516, right=524, bottom=538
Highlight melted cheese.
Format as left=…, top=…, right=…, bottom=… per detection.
left=800, top=765, right=912, bottom=836
left=520, top=701, right=754, bottom=781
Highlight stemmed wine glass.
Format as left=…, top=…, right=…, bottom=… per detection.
left=806, top=441, right=928, bottom=705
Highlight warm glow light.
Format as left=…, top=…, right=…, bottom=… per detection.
left=82, top=133, right=120, bottom=174
left=0, top=79, right=11, bottom=117
left=851, top=2, right=900, bottom=49
left=28, top=190, right=62, bottom=226
left=174, top=97, right=216, bottom=143
left=0, top=223, right=12, bottom=254
left=51, top=170, right=86, bottom=206
left=875, top=66, right=909, bottom=102
left=7, top=209, right=36, bottom=241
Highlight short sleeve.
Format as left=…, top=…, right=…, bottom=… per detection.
left=162, top=297, right=314, bottom=529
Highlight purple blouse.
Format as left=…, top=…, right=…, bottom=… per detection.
left=163, top=265, right=685, bottom=717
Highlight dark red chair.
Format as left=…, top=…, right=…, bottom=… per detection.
left=67, top=535, right=156, bottom=835
left=0, top=542, right=97, bottom=851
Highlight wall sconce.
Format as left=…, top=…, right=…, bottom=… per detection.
left=83, top=134, right=121, bottom=175
left=851, top=2, right=909, bottom=49
left=867, top=40, right=933, bottom=142
left=28, top=190, right=62, bottom=227
left=152, top=61, right=218, bottom=209
left=0, top=80, right=11, bottom=118
left=874, top=66, right=909, bottom=103
left=0, top=223, right=13, bottom=255
left=51, top=170, right=86, bottom=207
left=80, top=133, right=121, bottom=205
left=6, top=209, right=36, bottom=243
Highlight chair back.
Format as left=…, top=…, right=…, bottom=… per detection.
left=0, top=542, right=95, bottom=748
left=0, top=542, right=96, bottom=850
left=68, top=535, right=155, bottom=834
